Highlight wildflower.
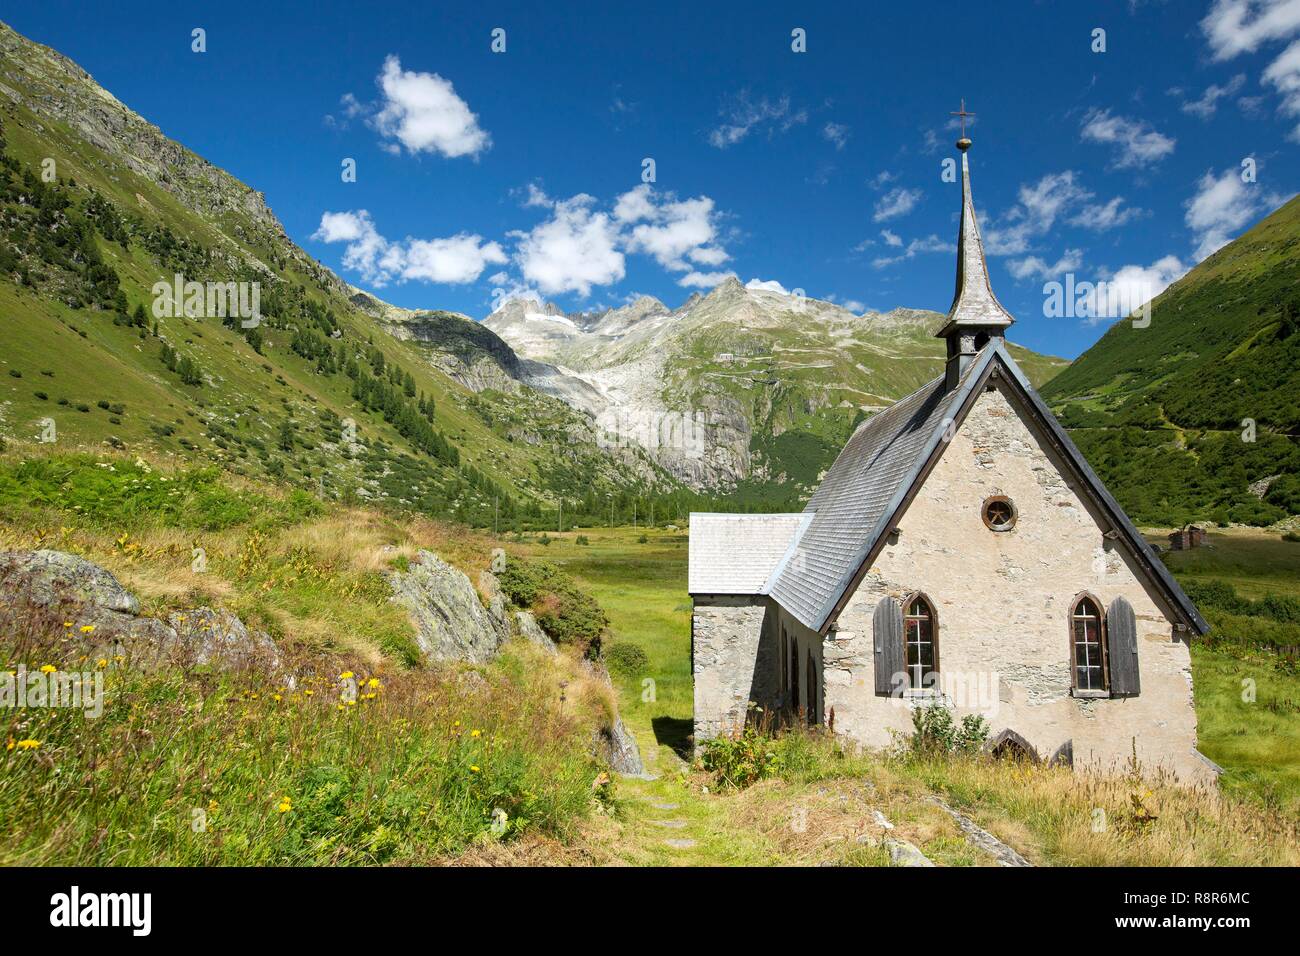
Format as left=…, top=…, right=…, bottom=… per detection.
left=16, top=740, right=40, bottom=750
left=40, top=664, right=57, bottom=674
left=272, top=694, right=282, bottom=702
left=4, top=738, right=12, bottom=751
left=79, top=625, right=95, bottom=634
left=277, top=797, right=292, bottom=813
left=470, top=765, right=481, bottom=773
left=63, top=622, right=72, bottom=629
left=305, top=690, right=314, bottom=697
left=471, top=729, right=482, bottom=738
left=339, top=671, right=354, bottom=680
left=367, top=678, right=381, bottom=689
left=346, top=699, right=356, bottom=707
left=96, top=659, right=108, bottom=669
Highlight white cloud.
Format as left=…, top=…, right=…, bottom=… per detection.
left=312, top=210, right=504, bottom=286
left=880, top=228, right=903, bottom=247
left=1007, top=248, right=1084, bottom=281
left=1069, top=196, right=1146, bottom=231
left=1201, top=0, right=1300, bottom=60
left=984, top=171, right=1092, bottom=256
left=1184, top=166, right=1279, bottom=260
left=621, top=187, right=723, bottom=271
left=522, top=182, right=553, bottom=208
left=872, top=187, right=923, bottom=222
left=512, top=194, right=625, bottom=297
left=398, top=234, right=507, bottom=283
left=1080, top=109, right=1176, bottom=168
left=369, top=55, right=491, bottom=158
left=1079, top=256, right=1188, bottom=326
left=708, top=92, right=807, bottom=148
left=1263, top=38, right=1300, bottom=139
left=872, top=234, right=954, bottom=269
left=745, top=278, right=789, bottom=294
left=679, top=270, right=736, bottom=288
left=1180, top=74, right=1247, bottom=118
left=822, top=122, right=850, bottom=150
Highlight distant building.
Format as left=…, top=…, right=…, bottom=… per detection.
left=1167, top=526, right=1206, bottom=550
left=688, top=134, right=1212, bottom=784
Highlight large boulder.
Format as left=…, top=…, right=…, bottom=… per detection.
left=596, top=716, right=646, bottom=776
left=0, top=550, right=276, bottom=672
left=388, top=551, right=507, bottom=664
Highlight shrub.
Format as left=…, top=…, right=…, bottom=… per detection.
left=637, top=534, right=648, bottom=544
left=33, top=391, right=47, bottom=401
left=575, top=535, right=589, bottom=546
left=909, top=703, right=989, bottom=757
left=497, top=558, right=607, bottom=654
left=605, top=642, right=648, bottom=676
left=699, top=725, right=782, bottom=789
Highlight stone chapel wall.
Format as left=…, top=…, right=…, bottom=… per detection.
left=823, top=382, right=1213, bottom=785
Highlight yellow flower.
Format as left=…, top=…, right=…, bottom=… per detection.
left=16, top=739, right=41, bottom=750
left=272, top=694, right=282, bottom=702
left=4, top=738, right=12, bottom=751
left=96, top=659, right=108, bottom=669
left=339, top=671, right=354, bottom=680
left=277, top=797, right=292, bottom=813
left=470, top=765, right=481, bottom=773
left=62, top=621, right=73, bottom=629
left=346, top=699, right=356, bottom=707
left=80, top=625, right=95, bottom=634
left=367, top=678, right=381, bottom=689
left=471, top=729, right=482, bottom=738
left=305, top=690, right=314, bottom=697
left=40, top=664, right=57, bottom=674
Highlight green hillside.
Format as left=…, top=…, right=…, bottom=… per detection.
left=1044, top=194, right=1300, bottom=527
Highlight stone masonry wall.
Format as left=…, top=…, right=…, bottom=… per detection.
left=824, top=382, right=1213, bottom=786
left=692, top=596, right=772, bottom=742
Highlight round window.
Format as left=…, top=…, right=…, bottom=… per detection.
left=982, top=496, right=1017, bottom=532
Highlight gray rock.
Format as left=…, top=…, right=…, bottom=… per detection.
left=596, top=715, right=645, bottom=776
left=0, top=549, right=140, bottom=615
left=164, top=607, right=279, bottom=671
left=514, top=610, right=557, bottom=653
left=387, top=550, right=506, bottom=664
left=0, top=550, right=276, bottom=673
left=925, top=796, right=1032, bottom=867
left=477, top=569, right=512, bottom=644
left=885, top=838, right=935, bottom=867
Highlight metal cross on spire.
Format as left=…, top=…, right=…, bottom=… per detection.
left=950, top=99, right=975, bottom=149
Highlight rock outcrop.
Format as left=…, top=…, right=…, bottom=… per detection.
left=0, top=550, right=276, bottom=671
left=387, top=551, right=508, bottom=664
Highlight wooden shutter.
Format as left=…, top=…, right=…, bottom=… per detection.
left=873, top=596, right=904, bottom=696
left=1107, top=596, right=1140, bottom=697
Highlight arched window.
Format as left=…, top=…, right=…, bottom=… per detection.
left=903, top=593, right=938, bottom=689
left=1071, top=594, right=1108, bottom=692
left=805, top=649, right=817, bottom=725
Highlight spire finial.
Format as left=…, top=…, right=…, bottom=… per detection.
left=950, top=98, right=975, bottom=151
left=936, top=103, right=1014, bottom=386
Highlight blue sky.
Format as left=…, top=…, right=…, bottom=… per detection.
left=6, top=0, right=1300, bottom=358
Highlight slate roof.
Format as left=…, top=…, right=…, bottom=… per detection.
left=687, top=512, right=810, bottom=595
left=764, top=344, right=1208, bottom=636
left=766, top=359, right=974, bottom=631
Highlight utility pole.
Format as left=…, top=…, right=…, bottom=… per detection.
left=494, top=495, right=498, bottom=537
left=633, top=500, right=637, bottom=530
left=558, top=499, right=563, bottom=534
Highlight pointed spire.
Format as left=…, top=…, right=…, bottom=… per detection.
left=936, top=136, right=1014, bottom=338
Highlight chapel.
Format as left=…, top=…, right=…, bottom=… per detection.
left=688, top=129, right=1213, bottom=782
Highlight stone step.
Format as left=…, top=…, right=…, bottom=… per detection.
left=663, top=838, right=697, bottom=850
left=648, top=819, right=689, bottom=829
